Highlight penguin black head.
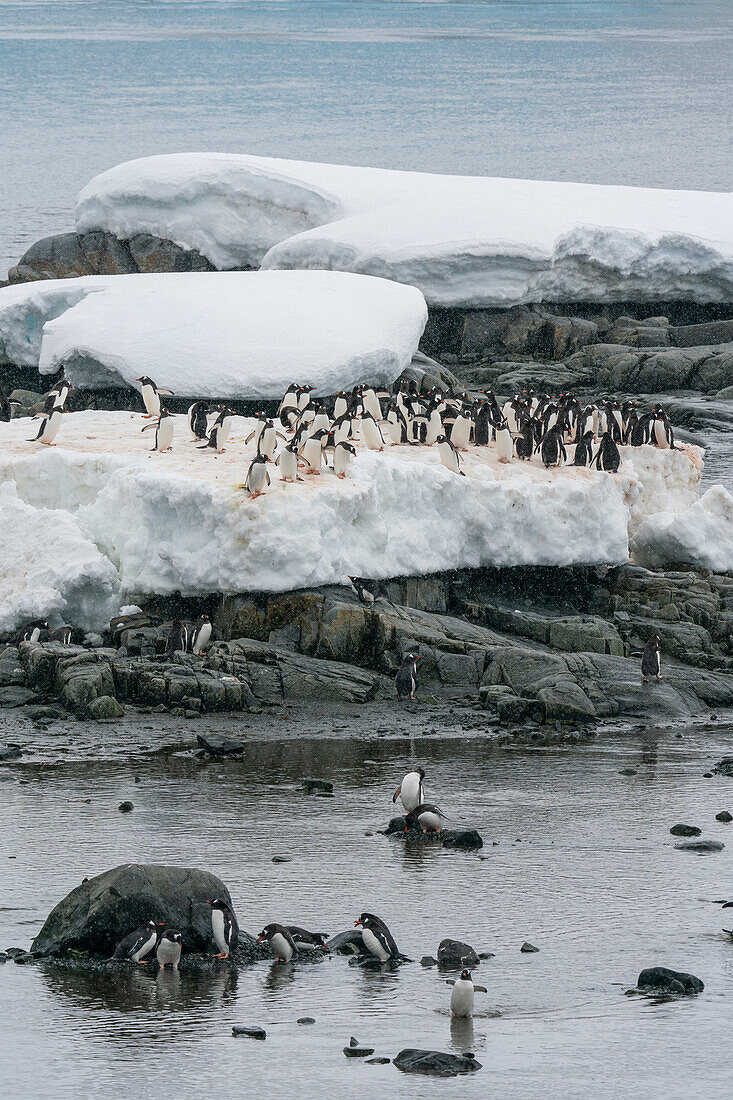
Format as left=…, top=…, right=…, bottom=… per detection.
left=337, top=442, right=357, bottom=456
left=355, top=912, right=379, bottom=930
left=161, top=928, right=182, bottom=943
left=460, top=968, right=472, bottom=981
left=135, top=376, right=154, bottom=387
left=205, top=898, right=228, bottom=911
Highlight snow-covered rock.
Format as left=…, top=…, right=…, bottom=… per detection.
left=631, top=485, right=733, bottom=574
left=75, top=153, right=733, bottom=308
left=0, top=410, right=707, bottom=630
left=0, top=270, right=427, bottom=397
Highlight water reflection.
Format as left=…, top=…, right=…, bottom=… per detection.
left=41, top=963, right=239, bottom=1016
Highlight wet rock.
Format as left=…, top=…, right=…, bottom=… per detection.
left=118, top=801, right=134, bottom=814
left=715, top=811, right=733, bottom=822
left=674, top=839, right=724, bottom=852
left=271, top=855, right=291, bottom=863
left=12, top=951, right=35, bottom=965
left=232, top=1026, right=266, bottom=1040
left=437, top=939, right=479, bottom=968
left=366, top=1057, right=391, bottom=1065
left=23, top=705, right=65, bottom=722
left=521, top=942, right=540, bottom=953
left=441, top=828, right=483, bottom=850
left=4, top=947, right=29, bottom=958
left=326, top=929, right=369, bottom=955
left=301, top=778, right=333, bottom=794
left=478, top=951, right=495, bottom=960
left=637, top=967, right=704, bottom=995
left=459, top=305, right=598, bottom=360
left=669, top=824, right=702, bottom=837
left=714, top=757, right=733, bottom=776
left=0, top=686, right=38, bottom=707
left=31, top=862, right=242, bottom=958
left=344, top=1045, right=375, bottom=1058
left=196, top=733, right=245, bottom=757
left=0, top=744, right=23, bottom=761
left=620, top=768, right=638, bottom=776
left=297, top=1017, right=316, bottom=1025
left=88, top=695, right=125, bottom=720
left=420, top=955, right=437, bottom=967
left=393, top=1048, right=482, bottom=1077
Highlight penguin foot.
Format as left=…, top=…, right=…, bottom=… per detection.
left=212, top=953, right=229, bottom=959
left=642, top=677, right=649, bottom=683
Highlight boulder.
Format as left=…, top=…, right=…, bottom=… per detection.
left=441, top=828, right=484, bottom=850
left=0, top=743, right=23, bottom=761
left=715, top=811, right=733, bottom=823
left=393, top=1049, right=482, bottom=1077
left=715, top=757, right=733, bottom=776
left=674, top=839, right=724, bottom=852
left=459, top=305, right=597, bottom=360
left=196, top=733, right=245, bottom=757
left=437, top=938, right=480, bottom=968
left=87, top=695, right=124, bottom=720
left=232, top=1026, right=266, bottom=1040
left=637, top=967, right=704, bottom=995
left=31, top=863, right=241, bottom=958
left=326, top=929, right=369, bottom=955
left=669, top=824, right=701, bottom=837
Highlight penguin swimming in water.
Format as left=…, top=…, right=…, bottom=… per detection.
left=573, top=430, right=595, bottom=467
left=244, top=454, right=271, bottom=498
left=135, top=376, right=173, bottom=419
left=205, top=898, right=239, bottom=959
left=404, top=802, right=447, bottom=835
left=258, top=923, right=297, bottom=963
left=594, top=431, right=620, bottom=473
left=156, top=929, right=183, bottom=970
left=188, top=401, right=210, bottom=440
left=540, top=426, right=567, bottom=468
left=17, top=620, right=48, bottom=644
left=436, top=435, right=465, bottom=476
left=190, top=615, right=212, bottom=656
left=165, top=619, right=188, bottom=656
left=333, top=440, right=356, bottom=479
left=354, top=912, right=402, bottom=962
left=113, top=920, right=164, bottom=963
left=446, top=969, right=487, bottom=1018
left=29, top=403, right=63, bottom=445
left=286, top=926, right=330, bottom=953
left=48, top=626, right=72, bottom=645
left=641, top=634, right=662, bottom=682
left=141, top=409, right=174, bottom=451
left=392, top=766, right=425, bottom=812
left=395, top=652, right=420, bottom=700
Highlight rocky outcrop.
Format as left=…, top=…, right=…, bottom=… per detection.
left=393, top=1049, right=482, bottom=1077
left=570, top=341, right=733, bottom=394
left=636, top=967, right=704, bottom=995
left=459, top=306, right=599, bottom=360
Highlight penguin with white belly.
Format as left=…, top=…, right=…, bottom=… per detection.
left=360, top=413, right=388, bottom=451
left=449, top=409, right=472, bottom=451
left=650, top=405, right=675, bottom=449
left=392, top=766, right=425, bottom=811
left=404, top=802, right=447, bottom=835
left=446, top=969, right=487, bottom=1018
left=202, top=408, right=233, bottom=453
left=113, top=920, right=164, bottom=963
left=494, top=418, right=514, bottom=463
left=395, top=653, right=420, bottom=700
left=190, top=615, right=212, bottom=655
left=258, top=923, right=297, bottom=963
left=362, top=386, right=387, bottom=422
left=354, top=912, right=402, bottom=963
left=205, top=898, right=239, bottom=959
left=28, top=403, right=63, bottom=445
left=156, top=929, right=183, bottom=970
left=45, top=376, right=72, bottom=409
left=244, top=454, right=271, bottom=498
left=641, top=633, right=662, bottom=682
left=425, top=403, right=444, bottom=446
left=257, top=420, right=284, bottom=460
left=17, top=620, right=48, bottom=644
left=333, top=440, right=357, bottom=478
left=244, top=412, right=268, bottom=448
left=301, top=429, right=327, bottom=474
left=436, top=435, right=465, bottom=476
left=277, top=441, right=304, bottom=483
left=333, top=392, right=348, bottom=419
left=141, top=409, right=174, bottom=451
left=135, top=376, right=173, bottom=418
left=386, top=404, right=409, bottom=444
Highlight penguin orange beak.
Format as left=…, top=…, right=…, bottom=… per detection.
left=354, top=919, right=363, bottom=928
left=204, top=900, right=212, bottom=905
left=257, top=934, right=265, bottom=943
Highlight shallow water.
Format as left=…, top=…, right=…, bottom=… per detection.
left=2, top=720, right=733, bottom=1098
left=1, top=0, right=732, bottom=275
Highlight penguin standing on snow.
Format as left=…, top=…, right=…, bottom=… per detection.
left=165, top=619, right=188, bottom=656
left=141, top=409, right=174, bottom=451
left=300, top=429, right=327, bottom=474
left=395, top=652, right=420, bottom=700
left=473, top=403, right=492, bottom=447
left=135, top=376, right=173, bottom=419
left=244, top=454, right=271, bottom=498
left=277, top=441, right=303, bottom=483
left=494, top=418, right=514, bottom=464
left=28, top=403, right=63, bottom=446
left=650, top=405, right=676, bottom=449
left=333, top=440, right=357, bottom=479
left=258, top=923, right=297, bottom=963
left=354, top=912, right=402, bottom=962
left=156, top=929, right=183, bottom=970
left=188, top=401, right=210, bottom=440
left=190, top=615, right=211, bottom=655
left=449, top=408, right=472, bottom=452
left=594, top=431, right=620, bottom=473
left=203, top=407, right=233, bottom=453
left=46, top=377, right=72, bottom=409
left=392, top=766, right=426, bottom=812
left=436, top=435, right=465, bottom=476
left=540, top=426, right=567, bottom=468
left=515, top=423, right=534, bottom=460
left=641, top=634, right=662, bottom=682
left=205, top=898, right=239, bottom=959
left=360, top=412, right=388, bottom=451
left=113, top=920, right=164, bottom=963
left=446, top=969, right=487, bottom=1018
left=573, top=429, right=595, bottom=467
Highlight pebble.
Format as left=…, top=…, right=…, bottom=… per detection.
left=716, top=811, right=733, bottom=823
left=669, top=824, right=701, bottom=837
left=520, top=942, right=539, bottom=953
left=619, top=768, right=637, bottom=776
left=272, top=855, right=292, bottom=863
left=232, top=1026, right=266, bottom=1040
left=297, top=1017, right=316, bottom=1025
left=118, top=801, right=134, bottom=813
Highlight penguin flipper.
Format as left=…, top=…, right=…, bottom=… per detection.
left=244, top=431, right=255, bottom=444
left=158, top=389, right=174, bottom=396
left=141, top=423, right=156, bottom=432
left=474, top=985, right=488, bottom=993
left=445, top=979, right=456, bottom=986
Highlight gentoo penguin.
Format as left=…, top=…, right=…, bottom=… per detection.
left=113, top=920, right=163, bottom=963
left=202, top=408, right=233, bottom=453
left=277, top=441, right=303, bottom=483
left=244, top=412, right=268, bottom=449
left=48, top=626, right=72, bottom=645
left=641, top=634, right=662, bottom=682
left=360, top=413, right=388, bottom=451
left=446, top=969, right=487, bottom=1018
left=425, top=404, right=444, bottom=446
left=300, top=429, right=326, bottom=474
left=573, top=430, right=595, bottom=467
left=349, top=576, right=376, bottom=605
left=650, top=405, right=675, bottom=449
left=244, top=454, right=271, bottom=498
left=165, top=619, right=188, bottom=656
left=308, top=406, right=331, bottom=438
left=286, top=926, right=330, bottom=953
left=392, top=766, right=425, bottom=812
left=135, top=376, right=173, bottom=419
left=141, top=409, right=174, bottom=451
left=515, top=424, right=534, bottom=460
left=279, top=383, right=299, bottom=417
left=188, top=401, right=210, bottom=440
left=494, top=419, right=513, bottom=464
left=395, top=652, right=420, bottom=700
left=436, top=435, right=465, bottom=476
left=0, top=384, right=14, bottom=422
left=330, top=414, right=353, bottom=446
left=449, top=409, right=472, bottom=452
left=540, top=426, right=567, bottom=468
left=473, top=403, right=492, bottom=446
left=156, top=929, right=183, bottom=970
left=17, top=621, right=48, bottom=644
left=205, top=898, right=239, bottom=959
left=333, top=392, right=348, bottom=419
left=297, top=385, right=315, bottom=411
left=45, top=377, right=72, bottom=409
left=386, top=404, right=408, bottom=444
left=404, top=801, right=446, bottom=835
left=258, top=923, right=297, bottom=963
left=362, top=386, right=386, bottom=422
left=28, top=403, right=63, bottom=445
left=354, top=912, right=401, bottom=962
left=333, top=441, right=356, bottom=479
left=190, top=615, right=212, bottom=656
left=594, top=431, right=620, bottom=473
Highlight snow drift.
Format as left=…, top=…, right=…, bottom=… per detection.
left=0, top=270, right=427, bottom=397
left=0, top=410, right=706, bottom=631
left=75, top=153, right=733, bottom=308
left=631, top=485, right=733, bottom=574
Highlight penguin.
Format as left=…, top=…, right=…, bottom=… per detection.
left=386, top=405, right=409, bottom=445
left=135, top=376, right=173, bottom=419
left=156, top=929, right=183, bottom=970
left=188, top=401, right=210, bottom=440
left=278, top=384, right=299, bottom=419
left=641, top=634, right=662, bottom=682
left=360, top=413, right=388, bottom=451
left=449, top=409, right=472, bottom=452
left=165, top=619, right=188, bottom=656
left=141, top=409, right=174, bottom=452
left=362, top=387, right=386, bottom=422
left=330, top=413, right=353, bottom=446
left=650, top=405, right=675, bottom=449
left=494, top=419, right=514, bottom=464
left=301, top=429, right=326, bottom=474
left=190, top=615, right=211, bottom=656
left=286, top=926, right=330, bottom=953
left=354, top=912, right=401, bottom=962
left=205, top=898, right=239, bottom=959
left=540, top=426, right=567, bottom=468
left=18, top=621, right=48, bottom=644
left=308, top=406, right=331, bottom=438
left=202, top=408, right=233, bottom=453
left=244, top=454, right=271, bottom=498
left=29, top=403, right=63, bottom=445
left=277, top=441, right=304, bottom=483
left=244, top=412, right=268, bottom=449
left=392, top=766, right=425, bottom=812
left=436, top=435, right=465, bottom=476
left=446, top=969, right=487, bottom=1018
left=258, top=923, right=297, bottom=963
left=113, top=920, right=164, bottom=963
left=349, top=576, right=378, bottom=605
left=404, top=801, right=446, bottom=835
left=333, top=440, right=357, bottom=479
left=258, top=421, right=286, bottom=460
left=48, top=625, right=72, bottom=645
left=297, top=385, right=315, bottom=411
left=333, top=392, right=348, bottom=419
left=0, top=384, right=13, bottom=422
left=573, top=430, right=595, bottom=467
left=424, top=404, right=445, bottom=446
left=515, top=424, right=534, bottom=461
left=45, top=377, right=72, bottom=409
left=473, top=403, right=492, bottom=446
left=395, top=652, right=420, bottom=700
left=594, top=431, right=620, bottom=473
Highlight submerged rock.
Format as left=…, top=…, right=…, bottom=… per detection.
left=326, top=929, right=369, bottom=955
left=637, top=967, right=704, bottom=995
left=393, top=1049, right=482, bottom=1077
left=301, top=778, right=334, bottom=793
left=674, top=839, right=724, bottom=852
left=0, top=744, right=23, bottom=761
left=232, top=1026, right=266, bottom=1040
left=196, top=733, right=245, bottom=757
left=384, top=816, right=483, bottom=849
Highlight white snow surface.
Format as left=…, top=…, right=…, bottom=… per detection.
left=0, top=270, right=427, bottom=397
left=76, top=153, right=733, bottom=308
left=631, top=484, right=733, bottom=574
left=0, top=410, right=708, bottom=630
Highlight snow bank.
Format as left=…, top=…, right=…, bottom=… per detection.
left=0, top=270, right=427, bottom=397
left=76, top=153, right=733, bottom=308
left=631, top=485, right=733, bottom=573
left=0, top=411, right=706, bottom=630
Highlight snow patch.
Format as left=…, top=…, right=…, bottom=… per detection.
left=631, top=485, right=733, bottom=573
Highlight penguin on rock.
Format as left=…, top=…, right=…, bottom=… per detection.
left=641, top=634, right=662, bottom=682
left=165, top=619, right=188, bottom=656
left=113, top=920, right=164, bottom=963
left=395, top=652, right=420, bottom=700
left=258, top=923, right=297, bottom=963
left=286, top=926, right=330, bottom=953
left=392, top=766, right=425, bottom=812
left=354, top=912, right=402, bottom=963
left=156, top=929, right=183, bottom=970
left=190, top=615, right=211, bottom=655
left=205, top=898, right=239, bottom=959
left=404, top=801, right=447, bottom=835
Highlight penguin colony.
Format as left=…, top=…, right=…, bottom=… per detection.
left=111, top=769, right=484, bottom=1016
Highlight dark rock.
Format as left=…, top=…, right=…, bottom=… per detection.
left=0, top=744, right=23, bottom=761
left=118, top=801, right=134, bottom=814
left=674, top=839, right=724, bottom=852
left=365, top=1057, right=391, bottom=1065
left=87, top=696, right=124, bottom=720
left=637, top=967, right=704, bottom=995
left=437, top=938, right=479, bottom=968
left=715, top=757, right=733, bottom=776
left=393, top=1049, right=482, bottom=1077
left=620, top=768, right=638, bottom=776
left=196, top=733, right=245, bottom=757
left=669, top=824, right=702, bottom=837
left=4, top=947, right=28, bottom=958
left=271, top=856, right=292, bottom=863
left=12, top=951, right=35, bottom=965
left=478, top=951, right=495, bottom=960
left=420, top=955, right=437, bottom=967
left=344, top=1046, right=375, bottom=1058
left=232, top=1026, right=266, bottom=1040
left=297, top=1017, right=316, bottom=1025
left=0, top=687, right=38, bottom=707
left=521, top=942, right=539, bottom=953
left=23, top=705, right=65, bottom=722
left=301, top=778, right=333, bottom=793
left=325, top=929, right=369, bottom=955
left=441, top=828, right=483, bottom=850
left=715, top=811, right=733, bottom=823
left=31, top=862, right=242, bottom=958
